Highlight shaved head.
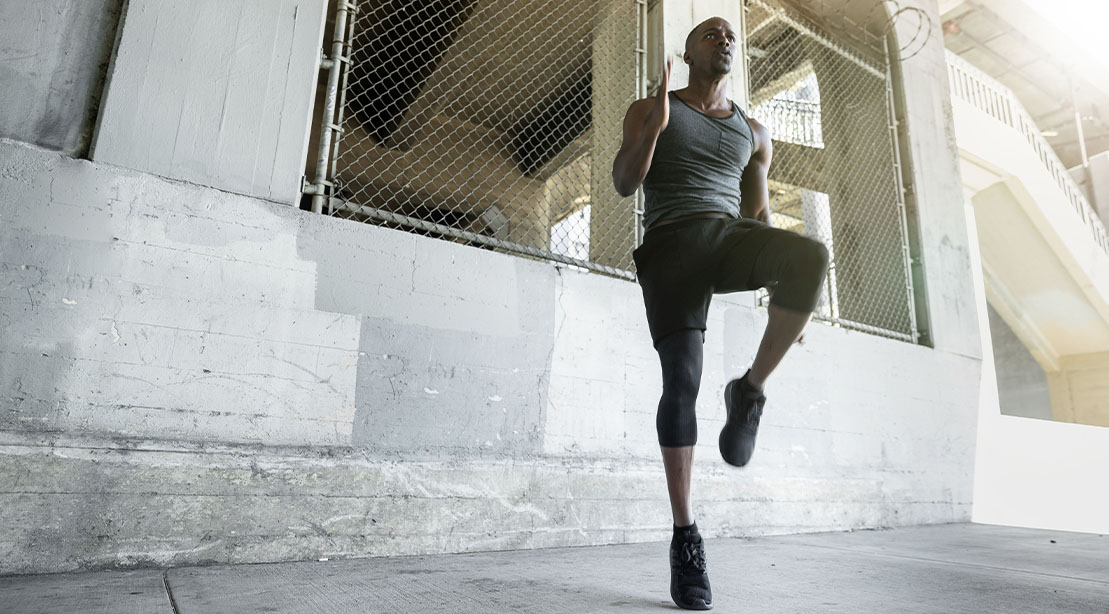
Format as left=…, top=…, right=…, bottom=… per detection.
left=685, top=17, right=735, bottom=54
left=682, top=17, right=737, bottom=76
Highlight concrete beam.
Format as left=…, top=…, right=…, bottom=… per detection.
left=91, top=0, right=327, bottom=205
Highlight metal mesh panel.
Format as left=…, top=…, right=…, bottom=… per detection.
left=327, top=0, right=642, bottom=278
left=747, top=0, right=917, bottom=341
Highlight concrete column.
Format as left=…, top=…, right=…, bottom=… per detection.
left=660, top=0, right=746, bottom=98
left=0, top=0, right=124, bottom=156
left=1047, top=351, right=1109, bottom=427
left=589, top=0, right=639, bottom=269
left=91, top=0, right=327, bottom=205
left=801, top=189, right=834, bottom=315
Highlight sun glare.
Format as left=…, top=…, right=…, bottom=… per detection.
left=1025, top=0, right=1109, bottom=66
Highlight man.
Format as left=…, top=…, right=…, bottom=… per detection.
left=611, top=17, right=830, bottom=611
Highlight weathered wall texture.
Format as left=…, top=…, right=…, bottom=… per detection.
left=986, top=304, right=1051, bottom=421
left=0, top=0, right=124, bottom=156
left=91, top=0, right=326, bottom=205
left=1, top=136, right=979, bottom=574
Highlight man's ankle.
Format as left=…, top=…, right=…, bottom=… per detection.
left=743, top=370, right=765, bottom=391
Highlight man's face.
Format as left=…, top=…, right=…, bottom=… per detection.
left=684, top=18, right=737, bottom=75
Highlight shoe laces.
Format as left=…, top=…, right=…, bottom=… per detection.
left=738, top=381, right=765, bottom=424
left=744, top=401, right=763, bottom=425
left=675, top=537, right=707, bottom=573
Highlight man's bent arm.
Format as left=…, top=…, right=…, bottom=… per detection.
left=612, top=100, right=664, bottom=197
left=613, top=57, right=672, bottom=197
left=739, top=119, right=773, bottom=225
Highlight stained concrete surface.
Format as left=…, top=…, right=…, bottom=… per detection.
left=2, top=523, right=1107, bottom=613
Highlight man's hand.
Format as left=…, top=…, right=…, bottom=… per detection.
left=646, top=57, right=673, bottom=134
left=612, top=56, right=675, bottom=197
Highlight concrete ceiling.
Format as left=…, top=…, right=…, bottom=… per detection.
left=940, top=0, right=1109, bottom=168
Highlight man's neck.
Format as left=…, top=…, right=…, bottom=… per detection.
left=680, top=76, right=730, bottom=111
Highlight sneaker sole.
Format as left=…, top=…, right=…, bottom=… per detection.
left=671, top=586, right=713, bottom=610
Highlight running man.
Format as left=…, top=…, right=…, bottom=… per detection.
left=611, top=17, right=830, bottom=611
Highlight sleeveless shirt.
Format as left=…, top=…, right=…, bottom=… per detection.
left=641, top=91, right=755, bottom=230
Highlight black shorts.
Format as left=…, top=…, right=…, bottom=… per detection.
left=632, top=215, right=820, bottom=346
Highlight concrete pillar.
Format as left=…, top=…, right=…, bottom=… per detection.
left=1047, top=351, right=1109, bottom=427
left=91, top=0, right=327, bottom=205
left=0, top=0, right=124, bottom=157
left=589, top=0, right=639, bottom=269
left=801, top=189, right=834, bottom=315
left=589, top=0, right=745, bottom=269
left=660, top=0, right=746, bottom=98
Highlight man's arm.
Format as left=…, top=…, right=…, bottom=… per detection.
left=739, top=118, right=773, bottom=225
left=612, top=58, right=672, bottom=197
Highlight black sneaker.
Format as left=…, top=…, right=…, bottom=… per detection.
left=670, top=526, right=712, bottom=610
left=719, top=373, right=766, bottom=467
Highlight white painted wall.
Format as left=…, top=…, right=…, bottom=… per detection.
left=968, top=163, right=1109, bottom=535
left=91, top=0, right=327, bottom=204
left=974, top=415, right=1109, bottom=535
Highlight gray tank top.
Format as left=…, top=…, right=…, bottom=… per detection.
left=641, top=91, right=755, bottom=230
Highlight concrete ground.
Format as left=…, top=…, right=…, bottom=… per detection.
left=2, top=523, right=1107, bottom=613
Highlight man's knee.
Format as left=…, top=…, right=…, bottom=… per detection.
left=656, top=331, right=702, bottom=447
left=799, top=237, right=830, bottom=278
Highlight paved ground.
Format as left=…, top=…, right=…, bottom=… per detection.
left=2, top=523, right=1107, bottom=613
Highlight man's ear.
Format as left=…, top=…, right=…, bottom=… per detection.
left=683, top=51, right=691, bottom=65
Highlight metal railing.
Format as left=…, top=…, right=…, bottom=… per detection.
left=753, top=97, right=824, bottom=148
left=946, top=50, right=1109, bottom=255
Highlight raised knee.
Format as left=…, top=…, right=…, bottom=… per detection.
left=800, top=237, right=830, bottom=277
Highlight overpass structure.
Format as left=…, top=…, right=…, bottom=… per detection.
left=947, top=51, right=1109, bottom=428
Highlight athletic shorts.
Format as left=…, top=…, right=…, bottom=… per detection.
left=632, top=215, right=793, bottom=346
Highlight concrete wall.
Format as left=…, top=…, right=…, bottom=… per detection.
left=986, top=304, right=1051, bottom=421
left=0, top=0, right=124, bottom=156
left=0, top=0, right=985, bottom=576
left=91, top=0, right=326, bottom=205
left=0, top=135, right=980, bottom=574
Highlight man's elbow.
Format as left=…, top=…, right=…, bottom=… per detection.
left=612, top=169, right=637, bottom=198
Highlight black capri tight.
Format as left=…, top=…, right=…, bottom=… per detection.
left=636, top=217, right=830, bottom=447
left=656, top=329, right=705, bottom=448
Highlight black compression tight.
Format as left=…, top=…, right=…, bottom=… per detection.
left=655, top=329, right=705, bottom=448
left=651, top=229, right=828, bottom=448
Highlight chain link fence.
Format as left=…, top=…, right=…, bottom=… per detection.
left=307, top=0, right=919, bottom=342
left=746, top=0, right=917, bottom=341
left=315, top=0, right=643, bottom=278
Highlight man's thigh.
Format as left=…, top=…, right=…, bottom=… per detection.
left=710, top=220, right=803, bottom=294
